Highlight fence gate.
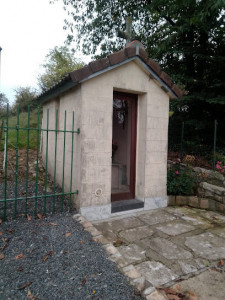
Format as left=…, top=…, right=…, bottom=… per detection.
left=0, top=105, right=79, bottom=221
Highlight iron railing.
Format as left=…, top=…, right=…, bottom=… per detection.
left=0, top=104, right=79, bottom=220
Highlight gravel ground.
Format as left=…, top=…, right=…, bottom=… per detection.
left=0, top=212, right=141, bottom=300
left=0, top=181, right=71, bottom=221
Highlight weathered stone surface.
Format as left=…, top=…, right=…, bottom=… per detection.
left=110, top=217, right=145, bottom=232
left=199, top=210, right=225, bottom=224
left=103, top=243, right=118, bottom=255
left=86, top=226, right=101, bottom=237
left=199, top=182, right=225, bottom=199
left=199, top=198, right=209, bottom=209
left=185, top=232, right=225, bottom=259
left=118, top=244, right=146, bottom=264
left=136, top=261, right=178, bottom=286
left=139, top=210, right=176, bottom=226
left=179, top=214, right=213, bottom=229
left=168, top=195, right=176, bottom=206
left=122, top=264, right=142, bottom=279
left=82, top=221, right=93, bottom=228
left=189, top=196, right=199, bottom=208
left=119, top=226, right=154, bottom=242
left=108, top=252, right=129, bottom=268
left=178, top=260, right=198, bottom=274
left=146, top=290, right=168, bottom=300
left=209, top=227, right=225, bottom=239
left=176, top=195, right=189, bottom=206
left=193, top=167, right=225, bottom=183
left=131, top=276, right=146, bottom=292
left=156, top=222, right=195, bottom=236
left=144, top=237, right=193, bottom=259
left=142, top=286, right=156, bottom=297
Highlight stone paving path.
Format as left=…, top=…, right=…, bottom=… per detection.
left=93, top=207, right=225, bottom=299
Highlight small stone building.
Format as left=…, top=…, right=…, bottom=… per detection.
left=38, top=41, right=182, bottom=221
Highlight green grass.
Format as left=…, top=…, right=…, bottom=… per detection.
left=0, top=108, right=43, bottom=150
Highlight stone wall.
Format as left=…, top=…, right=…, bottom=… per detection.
left=168, top=181, right=225, bottom=215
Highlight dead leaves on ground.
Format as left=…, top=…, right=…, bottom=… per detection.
left=42, top=250, right=54, bottom=262
left=18, top=281, right=32, bottom=290
left=16, top=253, right=24, bottom=260
left=49, top=222, right=57, bottom=226
left=158, top=286, right=199, bottom=300
left=27, top=289, right=37, bottom=300
left=81, top=277, right=86, bottom=286
left=218, top=259, right=224, bottom=267
left=65, top=232, right=71, bottom=237
left=0, top=253, right=5, bottom=260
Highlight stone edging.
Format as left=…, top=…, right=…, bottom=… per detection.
left=168, top=195, right=225, bottom=215
left=73, top=214, right=168, bottom=300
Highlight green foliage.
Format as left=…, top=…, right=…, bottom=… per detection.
left=38, top=46, right=85, bottom=92
left=167, top=163, right=196, bottom=195
left=54, top=0, right=225, bottom=143
left=0, top=108, right=42, bottom=151
left=12, top=87, right=38, bottom=114
left=0, top=92, right=9, bottom=117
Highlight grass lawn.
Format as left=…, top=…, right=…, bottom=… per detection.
left=0, top=108, right=43, bottom=151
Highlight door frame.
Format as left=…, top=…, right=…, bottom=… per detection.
left=111, top=91, right=137, bottom=202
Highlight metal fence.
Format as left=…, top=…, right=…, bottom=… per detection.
left=0, top=105, right=79, bottom=220
left=168, top=119, right=225, bottom=169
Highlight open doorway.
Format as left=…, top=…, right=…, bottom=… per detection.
left=111, top=92, right=137, bottom=202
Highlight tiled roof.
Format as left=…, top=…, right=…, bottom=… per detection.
left=38, top=41, right=183, bottom=103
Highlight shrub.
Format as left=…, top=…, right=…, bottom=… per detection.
left=167, top=163, right=196, bottom=195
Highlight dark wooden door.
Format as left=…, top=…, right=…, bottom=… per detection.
left=111, top=92, right=137, bottom=202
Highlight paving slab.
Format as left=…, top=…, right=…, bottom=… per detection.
left=118, top=244, right=146, bottom=264
left=135, top=261, right=178, bottom=286
left=156, top=221, right=195, bottom=236
left=185, top=232, right=225, bottom=260
left=198, top=210, right=225, bottom=224
left=179, top=214, right=213, bottom=229
left=119, top=225, right=154, bottom=242
left=109, top=216, right=145, bottom=232
left=138, top=210, right=176, bottom=226
left=142, top=237, right=193, bottom=260
left=208, top=227, right=225, bottom=239
left=171, top=268, right=225, bottom=300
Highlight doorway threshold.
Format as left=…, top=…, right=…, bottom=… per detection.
left=111, top=199, right=144, bottom=213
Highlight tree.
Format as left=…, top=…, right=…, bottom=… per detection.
left=54, top=0, right=225, bottom=147
left=12, top=87, right=38, bottom=113
left=0, top=93, right=9, bottom=141
left=38, top=46, right=85, bottom=92
left=0, top=92, right=8, bottom=117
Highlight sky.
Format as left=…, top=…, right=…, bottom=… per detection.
left=0, top=0, right=91, bottom=104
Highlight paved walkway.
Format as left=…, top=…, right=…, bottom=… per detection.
left=92, top=207, right=225, bottom=299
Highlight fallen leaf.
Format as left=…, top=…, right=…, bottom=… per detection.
left=37, top=214, right=42, bottom=220
left=0, top=218, right=2, bottom=224
left=113, top=239, right=125, bottom=247
left=0, top=232, right=2, bottom=235
left=27, top=289, right=35, bottom=300
left=27, top=215, right=31, bottom=221
left=1, top=243, right=8, bottom=251
left=167, top=295, right=180, bottom=300
left=18, top=281, right=32, bottom=290
left=49, top=223, right=57, bottom=226
left=42, top=256, right=48, bottom=262
left=165, top=288, right=178, bottom=295
left=0, top=253, right=4, bottom=260
left=93, top=290, right=96, bottom=294
left=17, top=266, right=23, bottom=272
left=218, top=259, right=224, bottom=266
left=80, top=240, right=85, bottom=244
left=16, top=253, right=24, bottom=260
left=81, top=277, right=86, bottom=286
left=65, top=232, right=71, bottom=237
left=8, top=229, right=15, bottom=234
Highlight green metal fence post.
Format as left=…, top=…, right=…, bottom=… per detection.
left=44, top=109, right=49, bottom=214
left=34, top=107, right=40, bottom=216
left=52, top=109, right=58, bottom=213
left=3, top=104, right=9, bottom=221
left=14, top=107, right=20, bottom=219
left=213, top=120, right=217, bottom=169
left=25, top=106, right=30, bottom=217
left=69, top=112, right=75, bottom=211
left=180, top=122, right=184, bottom=161
left=61, top=110, right=67, bottom=212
